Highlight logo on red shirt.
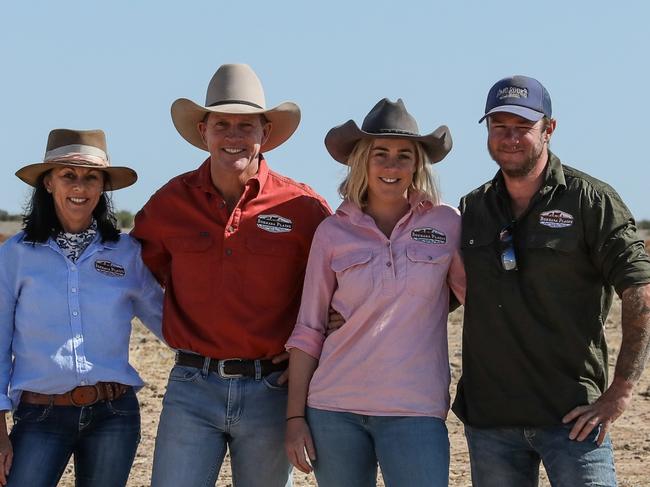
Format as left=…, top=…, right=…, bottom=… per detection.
left=256, top=214, right=293, bottom=233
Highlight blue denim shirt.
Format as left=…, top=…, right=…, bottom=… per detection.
left=0, top=231, right=164, bottom=410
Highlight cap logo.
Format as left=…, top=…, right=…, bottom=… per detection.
left=497, top=86, right=528, bottom=100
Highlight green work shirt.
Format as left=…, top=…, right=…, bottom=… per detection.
left=452, top=151, right=650, bottom=427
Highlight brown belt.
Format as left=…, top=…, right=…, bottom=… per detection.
left=175, top=351, right=287, bottom=379
left=21, top=382, right=129, bottom=407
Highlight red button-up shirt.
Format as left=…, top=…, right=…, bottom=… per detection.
left=132, top=157, right=331, bottom=359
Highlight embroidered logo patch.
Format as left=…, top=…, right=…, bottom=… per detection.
left=256, top=214, right=293, bottom=233
left=539, top=210, right=574, bottom=228
left=411, top=227, right=446, bottom=244
left=497, top=86, right=528, bottom=100
left=95, top=260, right=126, bottom=277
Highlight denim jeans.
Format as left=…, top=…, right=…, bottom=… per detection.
left=464, top=424, right=617, bottom=487
left=150, top=365, right=292, bottom=487
left=7, top=388, right=140, bottom=487
left=306, top=407, right=449, bottom=487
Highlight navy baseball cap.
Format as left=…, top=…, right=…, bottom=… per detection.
left=479, top=75, right=552, bottom=123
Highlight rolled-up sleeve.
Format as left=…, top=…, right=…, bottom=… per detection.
left=584, top=186, right=650, bottom=295
left=286, top=222, right=336, bottom=359
left=447, top=250, right=466, bottom=305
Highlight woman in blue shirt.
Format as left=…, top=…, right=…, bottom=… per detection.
left=0, top=128, right=164, bottom=487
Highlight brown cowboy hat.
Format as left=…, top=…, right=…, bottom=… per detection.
left=171, top=63, right=301, bottom=152
left=325, top=98, right=452, bottom=165
left=15, top=129, right=137, bottom=190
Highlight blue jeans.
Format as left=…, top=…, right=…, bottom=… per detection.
left=7, top=388, right=140, bottom=487
left=307, top=407, right=449, bottom=487
left=151, top=365, right=292, bottom=487
left=464, top=424, right=617, bottom=487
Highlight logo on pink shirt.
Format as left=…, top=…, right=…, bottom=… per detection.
left=411, top=227, right=446, bottom=244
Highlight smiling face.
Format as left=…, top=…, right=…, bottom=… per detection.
left=44, top=166, right=105, bottom=233
left=198, top=112, right=272, bottom=179
left=366, top=138, right=417, bottom=205
left=487, top=112, right=554, bottom=178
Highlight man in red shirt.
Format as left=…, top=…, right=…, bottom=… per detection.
left=133, top=64, right=330, bottom=487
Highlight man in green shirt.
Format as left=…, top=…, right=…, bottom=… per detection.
left=452, top=75, right=650, bottom=486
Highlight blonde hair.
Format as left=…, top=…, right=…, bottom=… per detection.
left=338, top=138, right=439, bottom=208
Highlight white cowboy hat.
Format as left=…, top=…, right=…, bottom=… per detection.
left=171, top=63, right=301, bottom=152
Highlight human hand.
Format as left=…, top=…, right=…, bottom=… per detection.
left=271, top=352, right=290, bottom=385
left=285, top=417, right=316, bottom=474
left=326, top=307, right=345, bottom=336
left=562, top=377, right=633, bottom=446
left=0, top=430, right=13, bottom=486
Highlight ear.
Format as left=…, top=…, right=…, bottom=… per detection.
left=544, top=118, right=557, bottom=143
left=261, top=121, right=272, bottom=146
left=197, top=120, right=208, bottom=146
left=43, top=173, right=53, bottom=193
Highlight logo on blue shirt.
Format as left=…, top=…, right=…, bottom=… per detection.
left=95, top=260, right=126, bottom=277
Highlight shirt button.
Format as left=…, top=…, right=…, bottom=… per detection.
left=71, top=287, right=77, bottom=293
left=80, top=380, right=87, bottom=386
left=71, top=266, right=77, bottom=272
left=225, top=249, right=233, bottom=256
left=386, top=262, right=392, bottom=267
left=469, top=239, right=474, bottom=245
left=227, top=225, right=235, bottom=233
left=72, top=311, right=79, bottom=316
left=386, top=242, right=391, bottom=247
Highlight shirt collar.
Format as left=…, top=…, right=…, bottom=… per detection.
left=336, top=190, right=434, bottom=226
left=182, top=155, right=269, bottom=199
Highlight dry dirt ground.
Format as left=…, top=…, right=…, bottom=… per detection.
left=46, top=298, right=649, bottom=487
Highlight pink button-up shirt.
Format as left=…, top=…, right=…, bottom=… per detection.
left=286, top=193, right=466, bottom=418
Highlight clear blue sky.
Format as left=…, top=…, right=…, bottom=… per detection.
left=2, top=1, right=649, bottom=219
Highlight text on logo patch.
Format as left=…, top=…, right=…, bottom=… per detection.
left=411, top=227, right=446, bottom=244
left=539, top=210, right=574, bottom=228
left=256, top=214, right=293, bottom=233
left=95, top=260, right=126, bottom=277
left=497, top=86, right=528, bottom=100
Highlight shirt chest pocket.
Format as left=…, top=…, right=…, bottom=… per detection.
left=330, top=250, right=374, bottom=305
left=405, top=245, right=450, bottom=299
left=165, top=235, right=214, bottom=303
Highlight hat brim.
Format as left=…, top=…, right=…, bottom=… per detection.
left=15, top=161, right=137, bottom=191
left=325, top=120, right=452, bottom=165
left=171, top=98, right=301, bottom=152
left=478, top=105, right=545, bottom=123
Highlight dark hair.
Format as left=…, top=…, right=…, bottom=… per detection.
left=22, top=171, right=120, bottom=243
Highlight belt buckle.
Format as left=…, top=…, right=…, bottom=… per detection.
left=218, top=358, right=245, bottom=379
left=69, top=384, right=101, bottom=407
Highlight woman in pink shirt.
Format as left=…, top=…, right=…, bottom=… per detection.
left=285, top=99, right=465, bottom=487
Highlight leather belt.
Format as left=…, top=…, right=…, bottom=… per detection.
left=175, top=351, right=287, bottom=379
left=21, top=382, right=129, bottom=407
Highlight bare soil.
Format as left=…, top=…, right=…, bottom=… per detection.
left=50, top=298, right=650, bottom=487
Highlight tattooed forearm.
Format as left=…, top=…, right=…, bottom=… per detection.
left=617, top=283, right=650, bottom=383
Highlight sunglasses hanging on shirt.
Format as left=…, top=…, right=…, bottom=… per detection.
left=499, top=223, right=518, bottom=271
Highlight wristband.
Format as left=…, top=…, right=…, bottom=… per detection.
left=286, top=415, right=305, bottom=421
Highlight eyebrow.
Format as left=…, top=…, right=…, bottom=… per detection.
left=371, top=146, right=413, bottom=153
